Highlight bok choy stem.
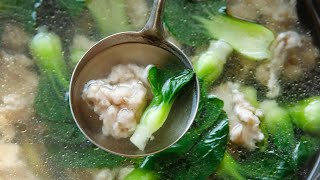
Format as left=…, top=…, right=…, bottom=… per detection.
left=130, top=66, right=194, bottom=151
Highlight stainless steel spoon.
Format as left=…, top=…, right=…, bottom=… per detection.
left=69, top=0, right=200, bottom=157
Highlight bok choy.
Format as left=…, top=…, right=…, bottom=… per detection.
left=164, top=0, right=274, bottom=60
left=130, top=65, right=194, bottom=150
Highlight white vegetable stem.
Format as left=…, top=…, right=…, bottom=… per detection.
left=130, top=103, right=171, bottom=151
left=194, top=40, right=233, bottom=84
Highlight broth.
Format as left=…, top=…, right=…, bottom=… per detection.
left=0, top=0, right=319, bottom=179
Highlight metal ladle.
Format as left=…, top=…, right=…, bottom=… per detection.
left=69, top=0, right=200, bottom=157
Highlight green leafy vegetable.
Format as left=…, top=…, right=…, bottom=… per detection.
left=217, top=152, right=295, bottom=180
left=30, top=29, right=129, bottom=168
left=136, top=82, right=228, bottom=179
left=288, top=96, right=320, bottom=135
left=0, top=0, right=36, bottom=32
left=30, top=28, right=70, bottom=122
left=193, top=40, right=233, bottom=84
left=164, top=0, right=225, bottom=46
left=46, top=144, right=128, bottom=169
left=293, top=136, right=320, bottom=168
left=124, top=169, right=160, bottom=180
left=56, top=0, right=85, bottom=18
left=259, top=100, right=296, bottom=163
left=164, top=113, right=228, bottom=180
left=130, top=65, right=195, bottom=151
left=164, top=0, right=274, bottom=60
left=196, top=14, right=274, bottom=60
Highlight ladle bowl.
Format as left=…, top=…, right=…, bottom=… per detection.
left=69, top=0, right=200, bottom=157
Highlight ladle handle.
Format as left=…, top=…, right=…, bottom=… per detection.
left=141, top=0, right=166, bottom=39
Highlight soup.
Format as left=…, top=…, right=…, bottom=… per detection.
left=0, top=0, right=319, bottom=179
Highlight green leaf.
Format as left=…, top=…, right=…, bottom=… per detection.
left=31, top=30, right=132, bottom=169
left=47, top=144, right=129, bottom=169
left=196, top=14, right=274, bottom=60
left=164, top=0, right=274, bottom=60
left=259, top=100, right=296, bottom=164
left=0, top=0, right=36, bottom=32
left=57, top=0, right=85, bottom=18
left=293, top=135, right=320, bottom=168
left=147, top=66, right=162, bottom=100
left=288, top=96, right=320, bottom=135
left=124, top=169, right=160, bottom=180
left=166, top=112, right=229, bottom=180
left=238, top=152, right=295, bottom=179
left=140, top=83, right=227, bottom=180
left=43, top=121, right=86, bottom=146
left=217, top=152, right=295, bottom=180
left=130, top=67, right=194, bottom=150
left=140, top=85, right=224, bottom=169
left=162, top=69, right=194, bottom=103
left=164, top=0, right=226, bottom=46
left=35, top=75, right=71, bottom=122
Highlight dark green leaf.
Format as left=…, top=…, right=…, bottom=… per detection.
left=239, top=152, right=295, bottom=180
left=140, top=84, right=227, bottom=179
left=141, top=91, right=223, bottom=169
left=164, top=0, right=226, bottom=46
left=293, top=135, right=320, bottom=168
left=47, top=144, right=129, bottom=169
left=0, top=0, right=36, bottom=32
left=124, top=169, right=160, bottom=180
left=35, top=75, right=72, bottom=122
left=43, top=121, right=87, bottom=146
left=166, top=112, right=228, bottom=180
left=56, top=0, right=85, bottom=18
left=162, top=69, right=194, bottom=103
left=217, top=152, right=295, bottom=180
left=147, top=66, right=162, bottom=99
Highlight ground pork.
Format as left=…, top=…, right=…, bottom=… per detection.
left=255, top=31, right=319, bottom=98
left=227, top=0, right=298, bottom=32
left=0, top=50, right=39, bottom=179
left=94, top=166, right=134, bottom=180
left=82, top=64, right=150, bottom=139
left=1, top=24, right=29, bottom=53
left=213, top=82, right=264, bottom=150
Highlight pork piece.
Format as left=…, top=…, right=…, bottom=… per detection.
left=82, top=64, right=150, bottom=139
left=255, top=31, right=319, bottom=98
left=213, top=82, right=264, bottom=150
left=94, top=166, right=134, bottom=180
left=0, top=50, right=39, bottom=179
left=70, top=34, right=96, bottom=67
left=0, top=143, right=39, bottom=180
left=0, top=50, right=38, bottom=141
left=227, top=0, right=298, bottom=32
left=1, top=24, right=29, bottom=53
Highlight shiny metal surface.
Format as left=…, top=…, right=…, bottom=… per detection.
left=69, top=0, right=200, bottom=157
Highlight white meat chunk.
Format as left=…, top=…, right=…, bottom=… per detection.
left=227, top=0, right=298, bottom=32
left=0, top=49, right=38, bottom=179
left=256, top=31, right=319, bottom=98
left=0, top=143, right=39, bottom=180
left=71, top=34, right=96, bottom=51
left=70, top=34, right=97, bottom=68
left=1, top=24, right=29, bottom=53
left=82, top=64, right=150, bottom=139
left=105, top=63, right=149, bottom=85
left=94, top=166, right=134, bottom=180
left=255, top=31, right=303, bottom=98
left=0, top=50, right=38, bottom=142
left=213, top=82, right=264, bottom=150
